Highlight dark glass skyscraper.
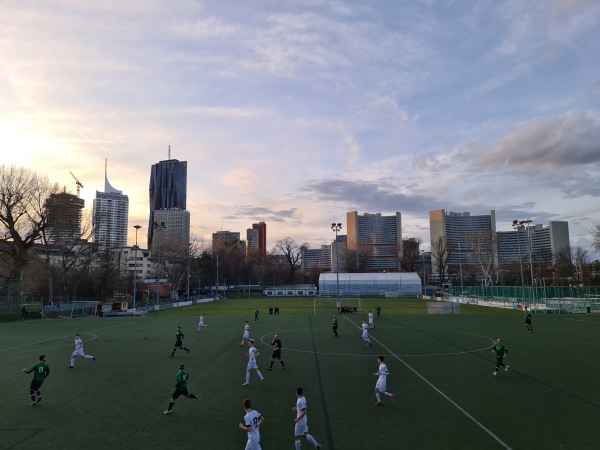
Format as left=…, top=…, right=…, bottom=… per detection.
left=148, top=159, right=187, bottom=248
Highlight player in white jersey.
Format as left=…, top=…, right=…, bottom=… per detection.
left=68, top=333, right=96, bottom=368
left=361, top=320, right=372, bottom=346
left=368, top=310, right=375, bottom=329
left=239, top=398, right=265, bottom=450
left=242, top=340, right=265, bottom=386
left=240, top=321, right=251, bottom=346
left=373, top=355, right=395, bottom=406
left=197, top=315, right=209, bottom=332
left=292, top=387, right=321, bottom=449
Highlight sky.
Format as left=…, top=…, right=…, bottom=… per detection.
left=1, top=0, right=599, bottom=256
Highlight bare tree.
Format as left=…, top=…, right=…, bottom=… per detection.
left=592, top=224, right=600, bottom=253
left=340, top=244, right=371, bottom=273
left=430, top=236, right=453, bottom=284
left=399, top=237, right=422, bottom=272
left=463, top=231, right=496, bottom=286
left=0, top=166, right=61, bottom=302
left=272, top=237, right=306, bottom=283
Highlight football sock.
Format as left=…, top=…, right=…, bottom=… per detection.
left=280, top=361, right=285, bottom=368
left=30, top=389, right=36, bottom=402
left=306, top=434, right=318, bottom=446
left=167, top=402, right=174, bottom=411
left=188, top=394, right=198, bottom=399
left=375, top=393, right=381, bottom=402
left=384, top=392, right=392, bottom=397
left=70, top=359, right=75, bottom=366
left=85, top=355, right=93, bottom=359
left=295, top=441, right=301, bottom=450
left=269, top=362, right=273, bottom=369
left=246, top=373, right=250, bottom=383
left=256, top=370, right=264, bottom=380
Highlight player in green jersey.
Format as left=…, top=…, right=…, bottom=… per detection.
left=170, top=326, right=190, bottom=357
left=23, top=355, right=50, bottom=406
left=524, top=311, right=533, bottom=332
left=332, top=315, right=338, bottom=337
left=164, top=363, right=199, bottom=414
left=492, top=338, right=508, bottom=376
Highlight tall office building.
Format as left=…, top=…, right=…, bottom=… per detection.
left=497, top=221, right=570, bottom=264
left=429, top=209, right=497, bottom=273
left=301, top=245, right=332, bottom=271
left=148, top=156, right=187, bottom=249
left=253, top=222, right=267, bottom=255
left=93, top=161, right=129, bottom=248
left=346, top=211, right=402, bottom=271
left=213, top=230, right=242, bottom=247
left=153, top=209, right=191, bottom=257
left=46, top=192, right=85, bottom=244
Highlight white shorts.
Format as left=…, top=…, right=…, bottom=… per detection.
left=245, top=437, right=261, bottom=450
left=376, top=378, right=387, bottom=392
left=198, top=321, right=204, bottom=327
left=247, top=361, right=258, bottom=370
left=72, top=348, right=85, bottom=357
left=369, top=318, right=374, bottom=325
left=243, top=331, right=249, bottom=339
left=362, top=331, right=369, bottom=339
left=294, top=420, right=308, bottom=436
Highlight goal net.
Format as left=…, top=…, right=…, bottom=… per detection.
left=60, top=301, right=99, bottom=318
left=313, top=297, right=362, bottom=315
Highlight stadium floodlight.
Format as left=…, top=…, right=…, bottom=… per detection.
left=331, top=223, right=342, bottom=312
left=133, top=225, right=142, bottom=312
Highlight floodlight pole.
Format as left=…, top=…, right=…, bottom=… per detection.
left=458, top=241, right=463, bottom=297
left=421, top=250, right=426, bottom=297
left=331, top=223, right=342, bottom=312
left=154, top=222, right=165, bottom=313
left=512, top=220, right=526, bottom=300
left=133, top=225, right=142, bottom=311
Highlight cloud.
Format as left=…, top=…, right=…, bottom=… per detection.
left=474, top=112, right=600, bottom=171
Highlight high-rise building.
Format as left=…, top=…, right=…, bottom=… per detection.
left=148, top=157, right=187, bottom=249
left=301, top=245, right=332, bottom=271
left=93, top=161, right=129, bottom=248
left=46, top=192, right=85, bottom=244
left=429, top=209, right=497, bottom=274
left=153, top=209, right=191, bottom=258
left=213, top=230, right=243, bottom=249
left=252, top=222, right=266, bottom=255
left=497, top=221, right=570, bottom=264
left=346, top=211, right=402, bottom=271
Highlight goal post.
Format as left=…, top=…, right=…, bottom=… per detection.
left=60, top=301, right=99, bottom=318
left=313, top=297, right=362, bottom=315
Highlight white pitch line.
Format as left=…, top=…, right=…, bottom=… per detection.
left=341, top=315, right=512, bottom=450
left=0, top=321, right=134, bottom=353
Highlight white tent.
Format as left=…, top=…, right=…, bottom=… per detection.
left=319, top=272, right=422, bottom=297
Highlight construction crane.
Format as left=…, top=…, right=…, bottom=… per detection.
left=69, top=171, right=84, bottom=197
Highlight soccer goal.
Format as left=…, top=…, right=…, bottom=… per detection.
left=60, top=301, right=99, bottom=318
left=313, top=297, right=362, bottom=315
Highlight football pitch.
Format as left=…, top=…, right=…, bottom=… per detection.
left=2, top=307, right=600, bottom=450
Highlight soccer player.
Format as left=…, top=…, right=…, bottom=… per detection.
left=368, top=310, right=375, bottom=329
left=242, top=339, right=265, bottom=386
left=376, top=305, right=381, bottom=318
left=373, top=355, right=395, bottom=406
left=267, top=334, right=286, bottom=370
left=240, top=320, right=251, bottom=347
left=361, top=320, right=372, bottom=346
left=254, top=309, right=259, bottom=322
left=196, top=315, right=209, bottom=332
left=170, top=326, right=190, bottom=357
left=163, top=363, right=199, bottom=414
left=292, top=387, right=321, bottom=449
left=332, top=315, right=338, bottom=337
left=23, top=354, right=50, bottom=406
left=239, top=398, right=265, bottom=450
left=525, top=310, right=533, bottom=332
left=68, top=333, right=96, bottom=368
left=492, top=338, right=509, bottom=376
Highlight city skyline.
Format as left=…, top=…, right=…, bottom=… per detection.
left=1, top=1, right=599, bottom=257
